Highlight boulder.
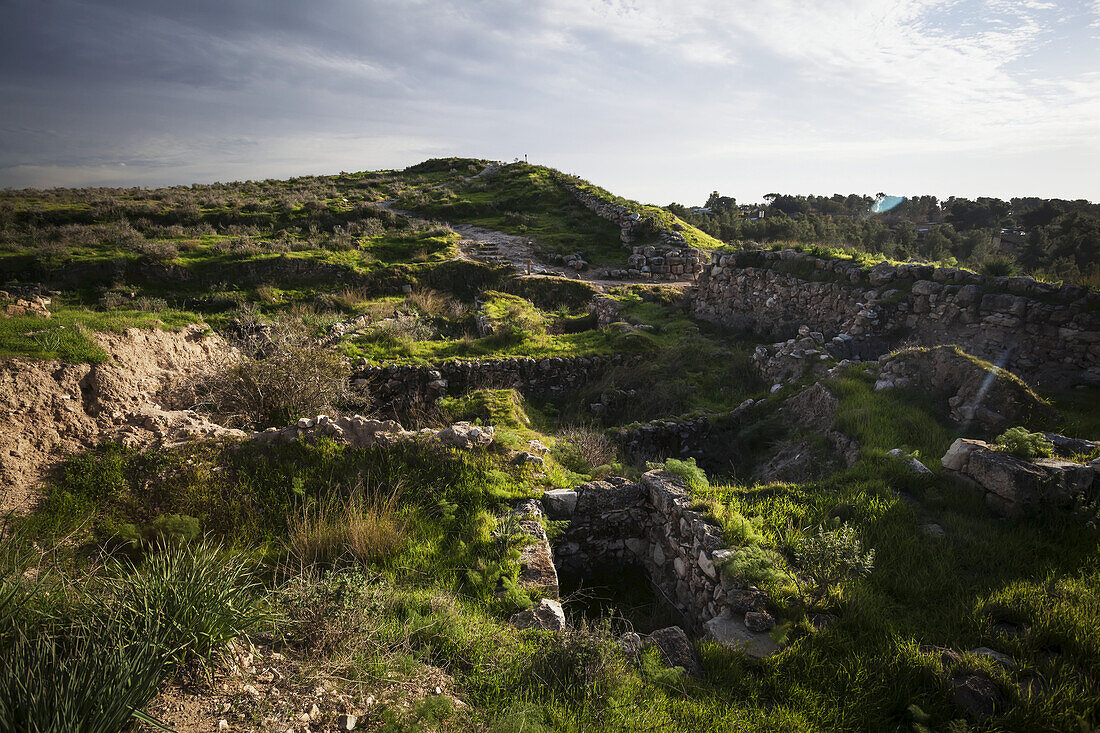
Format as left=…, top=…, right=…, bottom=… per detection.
left=944, top=439, right=1096, bottom=514
left=952, top=674, right=1005, bottom=721
left=704, top=610, right=779, bottom=659
left=648, top=626, right=702, bottom=677
left=510, top=599, right=566, bottom=632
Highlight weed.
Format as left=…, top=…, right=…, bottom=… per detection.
left=197, top=318, right=349, bottom=428
left=994, top=426, right=1054, bottom=460
left=108, top=539, right=265, bottom=669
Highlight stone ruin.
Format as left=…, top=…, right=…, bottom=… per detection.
left=509, top=470, right=780, bottom=661
left=941, top=436, right=1100, bottom=516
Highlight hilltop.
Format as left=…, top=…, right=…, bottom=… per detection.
left=1, top=158, right=1099, bottom=732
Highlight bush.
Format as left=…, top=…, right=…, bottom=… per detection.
left=198, top=319, right=350, bottom=429
left=995, top=426, right=1054, bottom=460
left=287, top=490, right=407, bottom=568
left=135, top=239, right=178, bottom=266
left=555, top=427, right=617, bottom=474
left=109, top=539, right=265, bottom=668
left=722, top=544, right=789, bottom=588
left=793, top=523, right=875, bottom=607
left=647, top=457, right=709, bottom=492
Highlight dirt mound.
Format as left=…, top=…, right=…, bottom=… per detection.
left=0, top=325, right=243, bottom=514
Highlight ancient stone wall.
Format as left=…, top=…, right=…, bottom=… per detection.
left=550, top=471, right=769, bottom=638
left=610, top=400, right=757, bottom=469
left=564, top=185, right=706, bottom=280
left=692, top=249, right=1100, bottom=387
left=350, top=354, right=627, bottom=413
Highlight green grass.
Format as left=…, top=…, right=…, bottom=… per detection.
left=0, top=305, right=203, bottom=362
left=827, top=365, right=957, bottom=465
left=568, top=178, right=725, bottom=251
left=396, top=163, right=628, bottom=265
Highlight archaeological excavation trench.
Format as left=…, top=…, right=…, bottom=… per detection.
left=513, top=470, right=781, bottom=658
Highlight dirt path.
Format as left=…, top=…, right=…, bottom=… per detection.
left=378, top=200, right=697, bottom=291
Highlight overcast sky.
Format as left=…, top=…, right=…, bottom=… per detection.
left=1, top=0, right=1098, bottom=205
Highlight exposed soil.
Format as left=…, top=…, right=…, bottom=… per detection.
left=0, top=325, right=244, bottom=515
left=142, top=639, right=466, bottom=732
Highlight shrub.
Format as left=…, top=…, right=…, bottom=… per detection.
left=555, top=427, right=617, bottom=474
left=526, top=620, right=622, bottom=704
left=647, top=457, right=709, bottom=492
left=995, top=426, right=1054, bottom=460
left=109, top=539, right=265, bottom=668
left=135, top=239, right=178, bottom=266
left=793, top=523, right=876, bottom=607
left=287, top=490, right=407, bottom=568
left=198, top=319, right=350, bottom=429
left=722, top=544, right=789, bottom=588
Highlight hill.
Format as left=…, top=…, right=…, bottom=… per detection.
left=1, top=159, right=1099, bottom=732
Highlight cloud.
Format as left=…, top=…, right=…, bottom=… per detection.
left=0, top=0, right=1096, bottom=201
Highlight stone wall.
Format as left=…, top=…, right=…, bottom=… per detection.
left=350, top=354, right=627, bottom=413
left=692, top=249, right=1100, bottom=388
left=610, top=400, right=757, bottom=469
left=564, top=185, right=706, bottom=280
left=550, top=470, right=772, bottom=644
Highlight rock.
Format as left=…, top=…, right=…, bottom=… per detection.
left=744, top=611, right=775, bottom=632
left=435, top=421, right=495, bottom=449
left=943, top=438, right=1097, bottom=515
left=969, top=647, right=1015, bottom=669
left=919, top=523, right=946, bottom=541
left=920, top=645, right=963, bottom=667
left=218, top=721, right=230, bottom=731
left=512, top=451, right=545, bottom=466
left=951, top=674, right=1005, bottom=721
left=942, top=438, right=986, bottom=472
left=542, top=489, right=579, bottom=519
left=876, top=347, right=1057, bottom=431
left=1042, top=432, right=1099, bottom=459
left=337, top=713, right=359, bottom=730
left=698, top=550, right=717, bottom=580
left=648, top=626, right=702, bottom=677
left=510, top=598, right=566, bottom=632
left=619, top=632, right=644, bottom=656
left=888, top=448, right=933, bottom=476
left=704, top=610, right=779, bottom=658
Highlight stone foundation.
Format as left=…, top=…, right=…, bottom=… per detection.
left=350, top=354, right=628, bottom=413
left=549, top=470, right=772, bottom=643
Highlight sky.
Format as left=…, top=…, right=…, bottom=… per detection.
left=1, top=0, right=1098, bottom=205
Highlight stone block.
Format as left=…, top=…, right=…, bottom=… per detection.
left=542, top=489, right=578, bottom=519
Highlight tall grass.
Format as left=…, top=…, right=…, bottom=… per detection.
left=288, top=486, right=408, bottom=568
left=0, top=613, right=166, bottom=733
left=109, top=538, right=266, bottom=668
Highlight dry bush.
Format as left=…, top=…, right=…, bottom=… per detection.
left=557, top=426, right=618, bottom=473
left=288, top=487, right=407, bottom=568
left=135, top=239, right=178, bottom=265
left=197, top=319, right=349, bottom=429
left=405, top=288, right=467, bottom=320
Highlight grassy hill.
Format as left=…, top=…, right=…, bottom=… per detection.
left=2, top=159, right=1099, bottom=732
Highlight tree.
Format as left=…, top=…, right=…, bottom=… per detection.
left=705, top=191, right=737, bottom=212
